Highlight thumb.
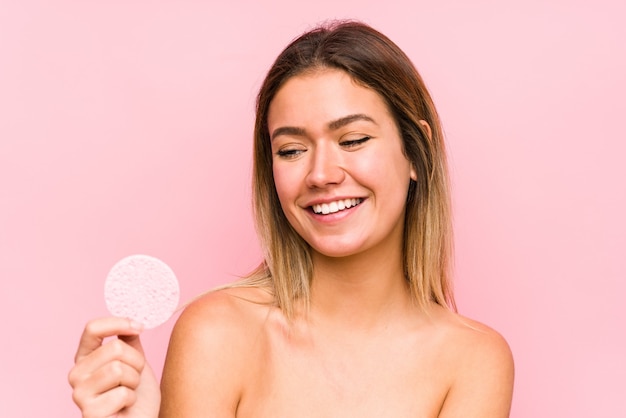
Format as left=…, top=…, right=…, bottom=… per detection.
left=119, top=332, right=146, bottom=356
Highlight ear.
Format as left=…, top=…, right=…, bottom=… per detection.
left=419, top=120, right=432, bottom=140
left=410, top=165, right=417, bottom=181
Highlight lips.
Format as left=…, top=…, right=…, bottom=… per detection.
left=311, top=198, right=363, bottom=215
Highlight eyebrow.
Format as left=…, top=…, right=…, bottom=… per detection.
left=328, top=113, right=376, bottom=130
left=270, top=113, right=377, bottom=141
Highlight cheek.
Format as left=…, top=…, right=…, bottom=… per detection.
left=272, top=164, right=297, bottom=209
left=350, top=149, right=412, bottom=188
left=272, top=167, right=305, bottom=233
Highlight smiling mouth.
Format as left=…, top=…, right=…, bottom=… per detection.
left=311, top=198, right=363, bottom=215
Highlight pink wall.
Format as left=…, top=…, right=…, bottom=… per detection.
left=1, top=1, right=624, bottom=416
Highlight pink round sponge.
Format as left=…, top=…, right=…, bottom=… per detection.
left=104, top=255, right=180, bottom=329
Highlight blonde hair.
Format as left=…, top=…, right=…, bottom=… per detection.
left=244, top=20, right=455, bottom=317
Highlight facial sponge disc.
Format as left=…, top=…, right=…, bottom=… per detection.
left=104, top=255, right=180, bottom=329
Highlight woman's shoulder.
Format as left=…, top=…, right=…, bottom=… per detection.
left=430, top=306, right=515, bottom=416
left=430, top=306, right=514, bottom=372
left=173, top=283, right=275, bottom=340
left=436, top=307, right=512, bottom=357
left=160, top=283, right=275, bottom=415
left=166, top=283, right=277, bottom=377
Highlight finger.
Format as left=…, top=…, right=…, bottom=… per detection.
left=119, top=333, right=146, bottom=356
left=75, top=317, right=144, bottom=363
left=70, top=338, right=145, bottom=388
left=77, top=384, right=137, bottom=418
left=71, top=358, right=141, bottom=415
left=70, top=362, right=141, bottom=417
left=89, top=359, right=143, bottom=393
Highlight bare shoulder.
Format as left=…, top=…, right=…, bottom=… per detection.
left=437, top=308, right=513, bottom=365
left=434, top=308, right=515, bottom=417
left=175, top=284, right=274, bottom=333
left=167, top=285, right=274, bottom=359
left=159, top=284, right=274, bottom=417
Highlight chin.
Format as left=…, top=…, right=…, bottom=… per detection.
left=309, top=241, right=369, bottom=259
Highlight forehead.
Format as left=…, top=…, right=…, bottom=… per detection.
left=267, top=69, right=393, bottom=131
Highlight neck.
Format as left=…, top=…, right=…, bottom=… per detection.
left=309, top=245, right=412, bottom=330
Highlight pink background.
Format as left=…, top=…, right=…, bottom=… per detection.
left=1, top=1, right=624, bottom=416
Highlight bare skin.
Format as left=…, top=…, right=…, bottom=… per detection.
left=70, top=282, right=513, bottom=417
left=160, top=70, right=513, bottom=416
left=160, top=286, right=513, bottom=417
left=70, top=69, right=514, bottom=417
left=69, top=317, right=160, bottom=418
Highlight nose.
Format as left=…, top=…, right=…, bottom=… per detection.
left=305, top=142, right=345, bottom=188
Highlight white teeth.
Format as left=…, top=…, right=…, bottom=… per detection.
left=312, top=198, right=362, bottom=214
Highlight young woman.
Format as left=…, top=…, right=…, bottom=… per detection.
left=69, top=21, right=514, bottom=417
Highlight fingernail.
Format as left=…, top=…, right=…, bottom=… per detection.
left=129, top=320, right=144, bottom=331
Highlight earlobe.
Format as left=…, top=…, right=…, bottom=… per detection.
left=410, top=166, right=417, bottom=181
left=419, top=120, right=432, bottom=140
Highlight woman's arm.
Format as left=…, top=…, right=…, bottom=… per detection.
left=159, top=290, right=258, bottom=418
left=438, top=324, right=515, bottom=417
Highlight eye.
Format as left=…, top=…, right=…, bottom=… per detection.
left=340, top=136, right=371, bottom=149
left=276, top=146, right=306, bottom=159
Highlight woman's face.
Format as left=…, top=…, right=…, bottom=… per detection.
left=267, top=69, right=416, bottom=259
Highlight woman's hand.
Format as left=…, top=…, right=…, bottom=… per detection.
left=68, top=317, right=160, bottom=418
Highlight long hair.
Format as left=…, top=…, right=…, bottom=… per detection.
left=247, top=20, right=455, bottom=317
